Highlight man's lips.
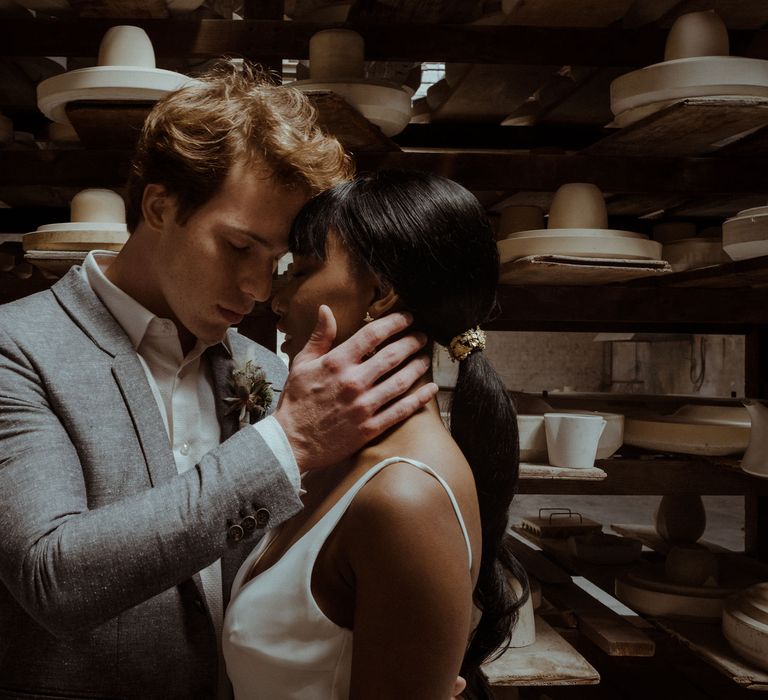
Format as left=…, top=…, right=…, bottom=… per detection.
left=218, top=306, right=248, bottom=324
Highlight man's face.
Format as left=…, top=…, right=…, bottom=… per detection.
left=152, top=162, right=308, bottom=345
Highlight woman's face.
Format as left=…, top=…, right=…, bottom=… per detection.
left=271, top=233, right=378, bottom=362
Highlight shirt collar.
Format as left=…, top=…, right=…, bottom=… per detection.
left=81, top=250, right=232, bottom=357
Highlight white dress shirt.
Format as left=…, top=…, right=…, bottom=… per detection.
left=80, top=251, right=301, bottom=698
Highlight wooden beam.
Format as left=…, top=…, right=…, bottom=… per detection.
left=490, top=285, right=768, bottom=333
left=5, top=149, right=768, bottom=196
left=2, top=18, right=767, bottom=65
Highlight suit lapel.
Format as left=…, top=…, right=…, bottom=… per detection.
left=206, top=341, right=239, bottom=443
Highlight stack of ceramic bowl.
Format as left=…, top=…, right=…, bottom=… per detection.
left=23, top=189, right=129, bottom=278
left=37, top=25, right=199, bottom=127
left=497, top=183, right=662, bottom=263
left=723, top=583, right=768, bottom=671
left=723, top=205, right=768, bottom=261
left=610, top=11, right=768, bottom=127
left=291, top=29, right=412, bottom=137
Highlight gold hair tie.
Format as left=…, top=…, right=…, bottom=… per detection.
left=448, top=327, right=486, bottom=362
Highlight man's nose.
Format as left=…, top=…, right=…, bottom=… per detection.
left=240, top=261, right=273, bottom=303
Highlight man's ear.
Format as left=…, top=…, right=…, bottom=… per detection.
left=141, top=184, right=173, bottom=233
left=367, top=281, right=400, bottom=320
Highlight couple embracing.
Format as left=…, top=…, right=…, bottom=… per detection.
left=0, top=61, right=526, bottom=700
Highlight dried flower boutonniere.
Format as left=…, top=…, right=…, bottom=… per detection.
left=224, top=360, right=274, bottom=429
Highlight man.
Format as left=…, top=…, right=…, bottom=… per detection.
left=0, top=62, right=439, bottom=698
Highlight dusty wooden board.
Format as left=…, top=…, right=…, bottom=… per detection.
left=304, top=91, right=401, bottom=152
left=506, top=531, right=572, bottom=584
left=519, top=462, right=607, bottom=481
left=66, top=101, right=154, bottom=150
left=512, top=527, right=656, bottom=657
left=587, top=97, right=768, bottom=158
left=610, top=524, right=730, bottom=555
left=484, top=615, right=600, bottom=686
left=654, top=618, right=768, bottom=690
left=501, top=0, right=634, bottom=27
left=499, top=255, right=671, bottom=286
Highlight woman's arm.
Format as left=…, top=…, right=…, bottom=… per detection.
left=342, top=462, right=475, bottom=699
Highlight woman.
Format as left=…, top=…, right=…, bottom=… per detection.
left=222, top=170, right=527, bottom=699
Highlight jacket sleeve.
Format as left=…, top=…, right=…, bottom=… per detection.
left=0, top=324, right=303, bottom=636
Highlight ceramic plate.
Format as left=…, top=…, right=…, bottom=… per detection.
left=292, top=79, right=412, bottom=137
left=37, top=67, right=200, bottom=124
left=504, top=228, right=646, bottom=240
left=610, top=56, right=768, bottom=115
left=623, top=406, right=750, bottom=456
left=498, top=234, right=662, bottom=262
left=723, top=606, right=768, bottom=672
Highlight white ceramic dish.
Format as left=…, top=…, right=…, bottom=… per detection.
left=723, top=606, right=768, bottom=672
left=23, top=224, right=128, bottom=252
left=610, top=56, right=768, bottom=117
left=723, top=207, right=768, bottom=261
left=623, top=407, right=750, bottom=456
left=498, top=234, right=662, bottom=262
left=24, top=250, right=87, bottom=279
left=504, top=228, right=646, bottom=240
left=673, top=404, right=751, bottom=426
left=292, top=79, right=412, bottom=137
left=662, top=237, right=730, bottom=272
left=615, top=561, right=745, bottom=621
left=37, top=67, right=199, bottom=124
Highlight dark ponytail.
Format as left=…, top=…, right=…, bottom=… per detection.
left=290, top=169, right=529, bottom=697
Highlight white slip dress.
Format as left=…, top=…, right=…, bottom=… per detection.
left=222, top=456, right=473, bottom=700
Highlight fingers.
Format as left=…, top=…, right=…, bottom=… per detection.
left=362, top=353, right=432, bottom=408
left=293, top=305, right=337, bottom=365
left=330, top=311, right=414, bottom=362
left=363, top=381, right=439, bottom=438
left=360, top=332, right=429, bottom=383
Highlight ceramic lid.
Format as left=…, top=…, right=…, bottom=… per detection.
left=727, top=582, right=768, bottom=625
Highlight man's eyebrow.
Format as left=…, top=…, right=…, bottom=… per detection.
left=221, top=225, right=274, bottom=249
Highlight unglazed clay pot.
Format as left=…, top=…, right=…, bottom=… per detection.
left=665, top=545, right=719, bottom=587
left=654, top=494, right=706, bottom=544
left=547, top=183, right=608, bottom=230
left=664, top=10, right=729, bottom=61
left=309, top=29, right=364, bottom=81
left=71, top=189, right=126, bottom=223
left=98, top=25, right=157, bottom=69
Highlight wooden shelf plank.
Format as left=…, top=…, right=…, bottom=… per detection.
left=489, top=285, right=768, bottom=333
left=520, top=462, right=607, bottom=481
left=627, top=255, right=768, bottom=289
left=484, top=615, right=600, bottom=687
left=517, top=456, right=768, bottom=496
left=587, top=97, right=768, bottom=158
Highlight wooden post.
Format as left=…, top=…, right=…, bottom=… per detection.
left=745, top=327, right=768, bottom=558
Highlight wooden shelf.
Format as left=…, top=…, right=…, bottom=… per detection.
left=520, top=462, right=607, bottom=482
left=628, top=255, right=768, bottom=289
left=518, top=455, right=768, bottom=496
left=484, top=615, right=600, bottom=688
left=587, top=97, right=768, bottom=159
left=512, top=526, right=768, bottom=692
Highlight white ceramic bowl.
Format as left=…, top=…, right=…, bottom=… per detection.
left=723, top=586, right=768, bottom=672
left=560, top=410, right=624, bottom=459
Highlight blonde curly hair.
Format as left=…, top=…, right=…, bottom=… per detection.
left=125, top=60, right=354, bottom=231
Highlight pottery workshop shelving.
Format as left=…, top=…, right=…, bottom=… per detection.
left=3, top=2, right=768, bottom=699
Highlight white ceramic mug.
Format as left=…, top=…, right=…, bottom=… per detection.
left=544, top=412, right=606, bottom=469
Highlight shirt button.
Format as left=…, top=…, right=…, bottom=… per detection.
left=180, top=442, right=190, bottom=456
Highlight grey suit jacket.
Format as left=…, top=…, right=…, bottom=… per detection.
left=0, top=269, right=302, bottom=699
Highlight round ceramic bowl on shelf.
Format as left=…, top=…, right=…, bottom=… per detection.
left=498, top=232, right=662, bottom=262
left=723, top=205, right=768, bottom=261
left=291, top=79, right=412, bottom=137
left=623, top=405, right=750, bottom=456
left=723, top=583, right=768, bottom=672
left=610, top=56, right=768, bottom=117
